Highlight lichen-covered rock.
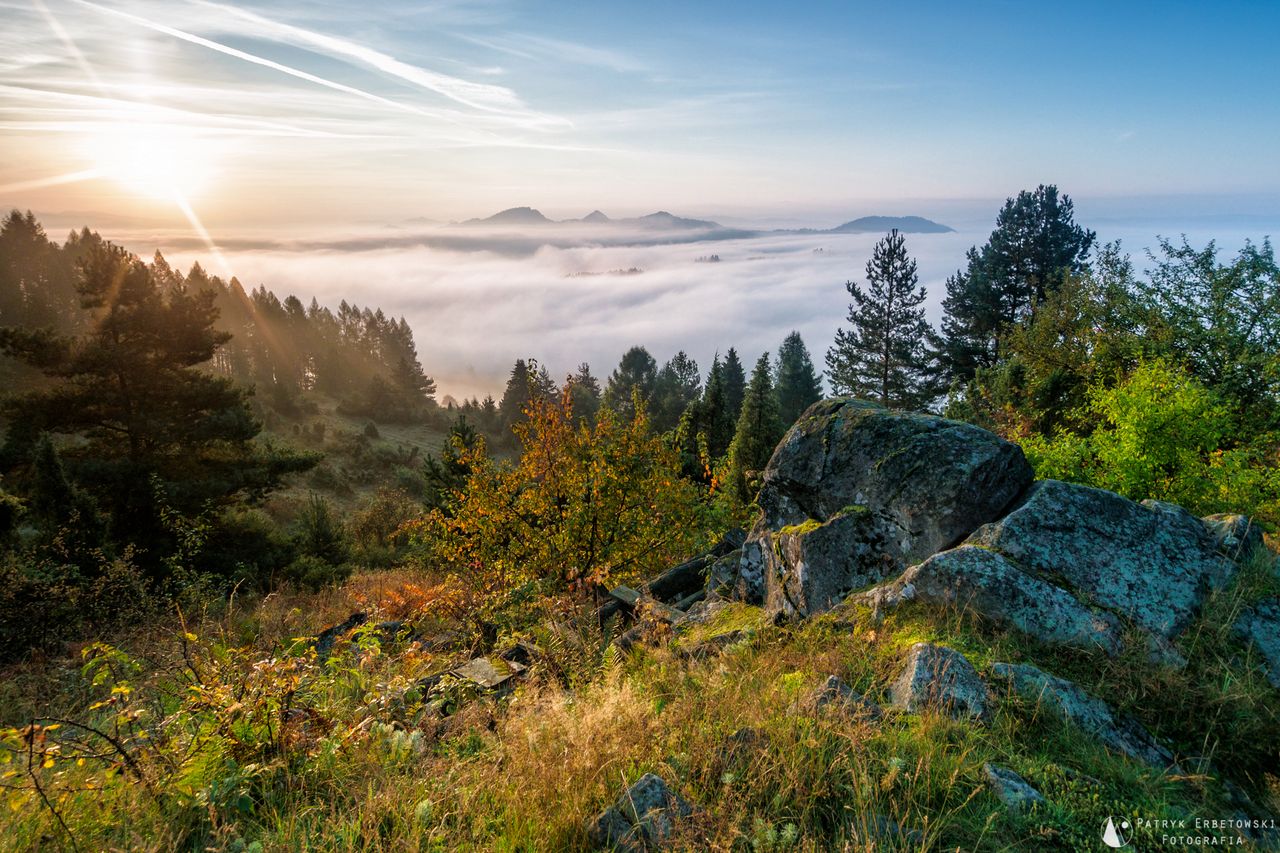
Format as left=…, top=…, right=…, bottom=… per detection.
left=764, top=508, right=903, bottom=618
left=966, top=481, right=1235, bottom=638
left=983, top=763, right=1047, bottom=814
left=863, top=546, right=1124, bottom=655
left=755, top=399, right=1033, bottom=619
left=733, top=540, right=767, bottom=605
left=587, top=773, right=693, bottom=850
left=1233, top=597, right=1280, bottom=690
left=889, top=643, right=990, bottom=721
left=990, top=662, right=1177, bottom=770
left=1203, top=513, right=1266, bottom=562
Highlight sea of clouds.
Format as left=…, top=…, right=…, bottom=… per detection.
left=131, top=216, right=1279, bottom=401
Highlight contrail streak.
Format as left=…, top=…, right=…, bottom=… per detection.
left=72, top=0, right=462, bottom=125
left=0, top=168, right=99, bottom=193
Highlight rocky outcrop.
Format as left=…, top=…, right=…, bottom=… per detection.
left=862, top=546, right=1124, bottom=655
left=1233, top=598, right=1280, bottom=690
left=990, top=662, right=1177, bottom=770
left=983, top=763, right=1046, bottom=814
left=587, top=773, right=694, bottom=851
left=889, top=643, right=991, bottom=721
left=967, top=482, right=1236, bottom=638
left=753, top=399, right=1033, bottom=619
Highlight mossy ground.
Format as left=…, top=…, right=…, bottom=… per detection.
left=1, top=544, right=1277, bottom=851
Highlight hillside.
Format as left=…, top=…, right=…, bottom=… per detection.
left=3, top=400, right=1276, bottom=851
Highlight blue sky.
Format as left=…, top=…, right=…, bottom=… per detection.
left=1, top=0, right=1278, bottom=228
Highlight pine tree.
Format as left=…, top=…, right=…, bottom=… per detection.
left=775, top=331, right=823, bottom=424
left=603, top=345, right=658, bottom=420
left=0, top=241, right=314, bottom=569
left=939, top=185, right=1096, bottom=381
left=722, top=347, right=747, bottom=422
left=826, top=230, right=938, bottom=409
left=726, top=353, right=784, bottom=501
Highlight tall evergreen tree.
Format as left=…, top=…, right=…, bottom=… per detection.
left=775, top=331, right=823, bottom=424
left=498, top=358, right=535, bottom=430
left=939, top=185, right=1096, bottom=380
left=603, top=345, right=658, bottom=420
left=726, top=353, right=784, bottom=501
left=826, top=230, right=938, bottom=409
left=722, top=347, right=747, bottom=422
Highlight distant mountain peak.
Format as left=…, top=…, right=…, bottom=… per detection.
left=828, top=215, right=953, bottom=234
left=581, top=210, right=610, bottom=223
left=467, top=206, right=551, bottom=225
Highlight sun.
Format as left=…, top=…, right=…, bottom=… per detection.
left=90, top=122, right=216, bottom=201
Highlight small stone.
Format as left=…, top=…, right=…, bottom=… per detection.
left=983, top=763, right=1046, bottom=814
left=889, top=643, right=990, bottom=721
left=1202, top=513, right=1265, bottom=561
left=803, top=675, right=882, bottom=719
left=616, top=773, right=693, bottom=845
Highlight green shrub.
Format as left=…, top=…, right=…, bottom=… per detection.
left=280, top=554, right=350, bottom=591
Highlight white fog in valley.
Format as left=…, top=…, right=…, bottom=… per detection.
left=36, top=207, right=1280, bottom=401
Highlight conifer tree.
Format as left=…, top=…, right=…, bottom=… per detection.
left=566, top=362, right=602, bottom=423
left=939, top=185, right=1096, bottom=380
left=775, top=331, right=823, bottom=424
left=652, top=350, right=701, bottom=432
left=726, top=353, right=784, bottom=501
left=722, top=347, right=747, bottom=421
left=603, top=345, right=658, bottom=420
left=826, top=229, right=938, bottom=409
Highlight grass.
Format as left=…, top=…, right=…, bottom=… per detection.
left=1, top=541, right=1276, bottom=851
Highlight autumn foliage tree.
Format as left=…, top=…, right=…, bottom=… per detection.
left=408, top=388, right=716, bottom=609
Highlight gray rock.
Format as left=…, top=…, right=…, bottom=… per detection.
left=990, top=662, right=1177, bottom=770
left=587, top=773, right=693, bottom=850
left=703, top=548, right=744, bottom=598
left=617, top=773, right=693, bottom=845
left=764, top=508, right=903, bottom=619
left=734, top=540, right=767, bottom=605
left=754, top=399, right=1033, bottom=619
left=967, top=480, right=1235, bottom=638
left=1233, top=597, right=1280, bottom=690
left=1203, top=513, right=1266, bottom=562
left=855, top=814, right=923, bottom=845
left=983, top=763, right=1047, bottom=814
left=803, top=675, right=883, bottom=719
left=889, top=643, right=991, bottom=721
left=863, top=546, right=1124, bottom=656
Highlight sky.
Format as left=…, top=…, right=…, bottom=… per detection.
left=2, top=0, right=1279, bottom=397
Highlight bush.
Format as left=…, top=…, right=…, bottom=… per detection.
left=1022, top=359, right=1280, bottom=525
left=279, top=554, right=350, bottom=591
left=293, top=494, right=350, bottom=565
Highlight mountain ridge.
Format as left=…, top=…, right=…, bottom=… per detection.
left=462, top=207, right=954, bottom=234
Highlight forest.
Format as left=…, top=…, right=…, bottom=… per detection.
left=0, top=186, right=1277, bottom=850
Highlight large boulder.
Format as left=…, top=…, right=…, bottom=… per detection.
left=755, top=399, right=1033, bottom=618
left=966, top=481, right=1236, bottom=638
left=990, top=662, right=1176, bottom=770
left=862, top=546, right=1124, bottom=655
left=889, top=643, right=991, bottom=721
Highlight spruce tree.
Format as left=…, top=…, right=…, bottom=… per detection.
left=775, top=331, right=823, bottom=424
left=726, top=353, right=784, bottom=501
left=825, top=229, right=937, bottom=409
left=722, top=347, right=747, bottom=421
left=498, top=358, right=534, bottom=430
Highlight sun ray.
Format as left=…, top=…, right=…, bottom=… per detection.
left=173, top=193, right=232, bottom=280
